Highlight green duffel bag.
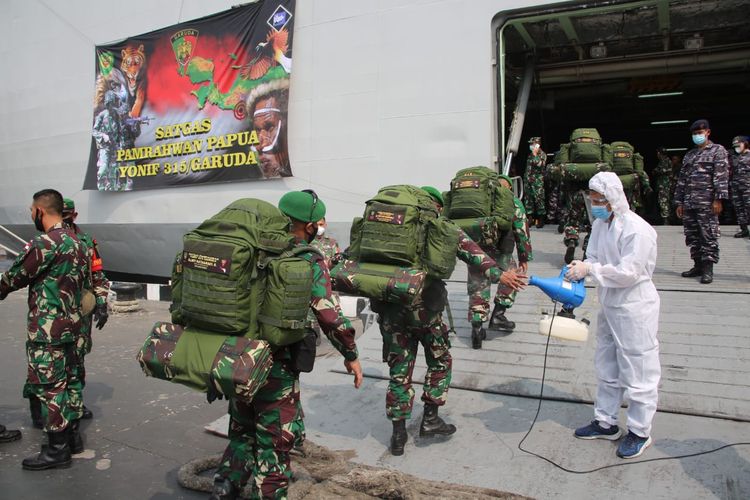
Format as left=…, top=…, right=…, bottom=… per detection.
left=569, top=128, right=603, bottom=163
left=452, top=216, right=500, bottom=248
left=559, top=162, right=611, bottom=182
left=330, top=259, right=427, bottom=307
left=611, top=141, right=635, bottom=174
left=136, top=322, right=274, bottom=404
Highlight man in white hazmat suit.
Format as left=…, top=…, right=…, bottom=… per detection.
left=565, top=171, right=661, bottom=459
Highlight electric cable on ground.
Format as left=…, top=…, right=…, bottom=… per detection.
left=517, top=300, right=750, bottom=474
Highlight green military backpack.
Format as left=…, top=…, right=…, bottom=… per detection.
left=569, top=128, right=603, bottom=163
left=611, top=141, right=635, bottom=174
left=170, top=198, right=317, bottom=347
left=333, top=185, right=459, bottom=306
left=443, top=166, right=514, bottom=245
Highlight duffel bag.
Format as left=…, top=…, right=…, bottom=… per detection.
left=330, top=259, right=426, bottom=307
left=136, top=322, right=274, bottom=404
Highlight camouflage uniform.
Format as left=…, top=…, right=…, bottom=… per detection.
left=523, top=149, right=547, bottom=221
left=730, top=150, right=750, bottom=226
left=563, top=185, right=591, bottom=251
left=674, top=141, right=730, bottom=264
left=216, top=240, right=358, bottom=499
left=654, top=155, right=675, bottom=220
left=546, top=177, right=564, bottom=224
left=630, top=168, right=652, bottom=215
left=494, top=197, right=533, bottom=309
left=22, top=227, right=109, bottom=402
left=380, top=229, right=498, bottom=420
left=0, top=223, right=88, bottom=432
left=92, top=105, right=122, bottom=191
left=310, top=234, right=340, bottom=268
left=295, top=233, right=340, bottom=448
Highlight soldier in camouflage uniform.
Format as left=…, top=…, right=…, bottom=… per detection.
left=375, top=187, right=525, bottom=457
left=0, top=189, right=88, bottom=470
left=675, top=119, right=729, bottom=284
left=211, top=191, right=363, bottom=500
left=730, top=136, right=750, bottom=238
left=61, top=198, right=110, bottom=418
left=629, top=162, right=653, bottom=216
left=487, top=176, right=533, bottom=335
left=654, top=148, right=675, bottom=225
left=562, top=184, right=591, bottom=264
left=523, top=137, right=547, bottom=228
left=24, top=199, right=110, bottom=428
left=293, top=217, right=342, bottom=450
left=92, top=91, right=123, bottom=191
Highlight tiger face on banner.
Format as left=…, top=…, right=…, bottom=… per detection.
left=84, top=1, right=296, bottom=191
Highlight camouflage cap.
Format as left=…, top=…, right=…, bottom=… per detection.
left=528, top=137, right=541, bottom=144
left=62, top=198, right=76, bottom=212
left=278, top=190, right=326, bottom=222
left=690, top=119, right=710, bottom=132
left=732, top=135, right=748, bottom=146
left=420, top=186, right=444, bottom=206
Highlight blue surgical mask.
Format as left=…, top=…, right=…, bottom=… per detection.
left=692, top=133, right=706, bottom=145
left=591, top=205, right=612, bottom=220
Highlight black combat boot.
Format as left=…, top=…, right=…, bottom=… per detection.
left=564, top=242, right=576, bottom=264
left=390, top=419, right=407, bottom=456
left=557, top=223, right=564, bottom=234
left=81, top=405, right=93, bottom=420
left=488, top=304, right=515, bottom=331
left=700, top=262, right=713, bottom=284
left=471, top=321, right=486, bottom=350
left=29, top=396, right=43, bottom=429
left=209, top=475, right=238, bottom=500
left=662, top=217, right=670, bottom=226
left=68, top=419, right=83, bottom=455
left=536, top=218, right=545, bottom=229
left=681, top=259, right=702, bottom=278
left=419, top=403, right=456, bottom=437
left=734, top=224, right=749, bottom=238
left=22, top=429, right=72, bottom=470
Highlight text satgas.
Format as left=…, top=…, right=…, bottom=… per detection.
left=154, top=119, right=212, bottom=140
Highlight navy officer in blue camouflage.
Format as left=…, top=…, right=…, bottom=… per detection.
left=674, top=119, right=729, bottom=284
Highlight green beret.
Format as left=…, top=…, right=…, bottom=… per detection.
left=420, top=186, right=444, bottom=206
left=63, top=198, right=75, bottom=211
left=278, top=191, right=326, bottom=222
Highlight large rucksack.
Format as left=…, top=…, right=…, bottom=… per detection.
left=569, top=128, right=603, bottom=163
left=170, top=198, right=317, bottom=347
left=332, top=185, right=459, bottom=306
left=443, top=166, right=514, bottom=246
left=611, top=141, right=635, bottom=175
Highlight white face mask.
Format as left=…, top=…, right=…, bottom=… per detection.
left=735, top=146, right=744, bottom=154
left=316, top=226, right=325, bottom=236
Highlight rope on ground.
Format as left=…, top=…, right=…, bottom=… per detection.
left=177, top=441, right=529, bottom=499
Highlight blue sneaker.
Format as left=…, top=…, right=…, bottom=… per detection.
left=616, top=431, right=652, bottom=458
left=574, top=420, right=622, bottom=440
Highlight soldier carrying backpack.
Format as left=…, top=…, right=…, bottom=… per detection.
left=331, top=184, right=525, bottom=457
left=441, top=166, right=524, bottom=348
left=137, top=191, right=362, bottom=500
left=208, top=190, right=362, bottom=500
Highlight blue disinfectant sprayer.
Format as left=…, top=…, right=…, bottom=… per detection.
left=528, top=266, right=589, bottom=341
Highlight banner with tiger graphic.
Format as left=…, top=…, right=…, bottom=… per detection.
left=84, top=1, right=295, bottom=191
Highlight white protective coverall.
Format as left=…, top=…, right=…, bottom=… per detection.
left=586, top=172, right=661, bottom=438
